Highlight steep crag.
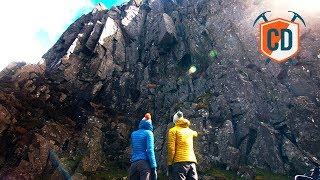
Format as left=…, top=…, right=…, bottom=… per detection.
left=1, top=0, right=320, bottom=178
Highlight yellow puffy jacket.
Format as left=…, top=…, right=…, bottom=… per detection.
left=167, top=118, right=198, bottom=165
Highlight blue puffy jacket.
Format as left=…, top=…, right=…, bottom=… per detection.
left=130, top=119, right=157, bottom=168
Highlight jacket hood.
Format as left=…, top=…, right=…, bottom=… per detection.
left=138, top=119, right=153, bottom=131
left=175, top=118, right=190, bottom=128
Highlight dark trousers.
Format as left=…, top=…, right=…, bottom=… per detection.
left=129, top=160, right=151, bottom=180
left=172, top=162, right=198, bottom=180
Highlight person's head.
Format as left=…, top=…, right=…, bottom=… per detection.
left=144, top=113, right=151, bottom=120
left=139, top=113, right=153, bottom=131
left=173, top=111, right=183, bottom=124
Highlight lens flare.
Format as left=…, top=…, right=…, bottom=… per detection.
left=208, top=49, right=218, bottom=58
left=188, top=66, right=197, bottom=74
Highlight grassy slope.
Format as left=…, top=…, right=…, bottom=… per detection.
left=80, top=165, right=293, bottom=180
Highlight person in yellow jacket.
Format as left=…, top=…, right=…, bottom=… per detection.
left=167, top=111, right=198, bottom=180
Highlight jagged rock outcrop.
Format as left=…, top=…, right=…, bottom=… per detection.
left=1, top=0, right=320, bottom=178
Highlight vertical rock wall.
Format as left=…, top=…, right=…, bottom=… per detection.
left=1, top=0, right=320, bottom=178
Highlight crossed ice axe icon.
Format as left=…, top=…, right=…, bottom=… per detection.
left=253, top=11, right=306, bottom=27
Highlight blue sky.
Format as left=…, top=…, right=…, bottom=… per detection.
left=0, top=0, right=128, bottom=70
left=0, top=0, right=319, bottom=70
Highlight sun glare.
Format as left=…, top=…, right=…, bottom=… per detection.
left=271, top=0, right=320, bottom=16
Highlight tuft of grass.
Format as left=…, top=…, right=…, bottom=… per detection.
left=194, top=92, right=211, bottom=103
left=205, top=167, right=293, bottom=180
left=208, top=168, right=245, bottom=180
left=61, top=155, right=82, bottom=174
left=85, top=162, right=127, bottom=180
left=157, top=173, right=168, bottom=180
left=255, top=168, right=292, bottom=180
left=195, top=102, right=209, bottom=110
left=194, top=91, right=211, bottom=110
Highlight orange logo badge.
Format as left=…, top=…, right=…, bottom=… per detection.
left=253, top=11, right=306, bottom=64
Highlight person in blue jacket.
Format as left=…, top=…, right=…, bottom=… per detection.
left=129, top=113, right=157, bottom=180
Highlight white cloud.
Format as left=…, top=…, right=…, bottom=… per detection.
left=0, top=0, right=94, bottom=70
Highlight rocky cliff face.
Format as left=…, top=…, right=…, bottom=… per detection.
left=1, top=0, right=320, bottom=178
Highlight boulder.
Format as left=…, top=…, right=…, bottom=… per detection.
left=158, top=13, right=177, bottom=47
left=248, top=123, right=285, bottom=174
left=79, top=117, right=103, bottom=172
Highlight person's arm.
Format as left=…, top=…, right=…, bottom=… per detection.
left=193, top=130, right=198, bottom=137
left=167, top=129, right=176, bottom=165
left=146, top=131, right=157, bottom=168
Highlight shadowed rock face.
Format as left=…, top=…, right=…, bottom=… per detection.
left=1, top=0, right=320, bottom=178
